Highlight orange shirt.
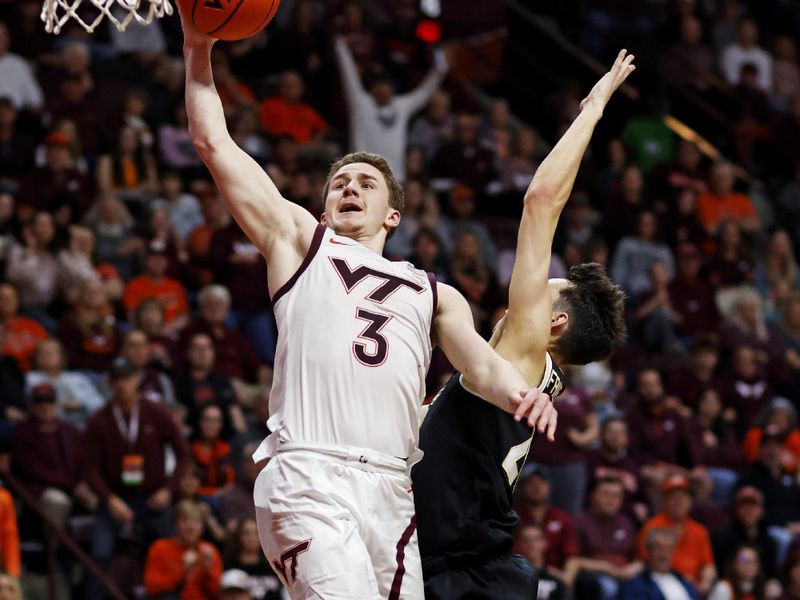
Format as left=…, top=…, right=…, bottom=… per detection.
left=123, top=276, right=189, bottom=324
left=2, top=315, right=47, bottom=371
left=144, top=537, right=222, bottom=600
left=638, top=513, right=714, bottom=583
left=0, top=487, right=20, bottom=577
left=742, top=427, right=800, bottom=472
left=192, top=440, right=235, bottom=497
left=259, top=96, right=327, bottom=143
left=696, top=191, right=757, bottom=232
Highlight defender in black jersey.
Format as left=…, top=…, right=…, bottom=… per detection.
left=412, top=51, right=635, bottom=600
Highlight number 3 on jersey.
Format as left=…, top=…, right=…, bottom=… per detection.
left=352, top=308, right=392, bottom=367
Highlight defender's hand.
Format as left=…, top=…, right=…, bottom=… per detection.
left=580, top=49, right=636, bottom=113
left=513, top=389, right=558, bottom=441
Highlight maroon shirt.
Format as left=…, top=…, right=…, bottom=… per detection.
left=58, top=312, right=121, bottom=373
left=685, top=419, right=741, bottom=470
left=208, top=223, right=270, bottom=313
left=11, top=418, right=82, bottom=497
left=585, top=449, right=641, bottom=515
left=83, top=398, right=189, bottom=501
left=574, top=510, right=637, bottom=565
left=516, top=505, right=579, bottom=569
left=626, top=403, right=689, bottom=466
left=181, top=317, right=264, bottom=382
left=528, top=387, right=593, bottom=465
left=668, top=276, right=719, bottom=336
left=666, top=367, right=725, bottom=409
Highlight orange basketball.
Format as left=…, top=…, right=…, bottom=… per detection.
left=178, top=0, right=281, bottom=41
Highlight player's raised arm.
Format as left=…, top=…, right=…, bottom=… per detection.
left=180, top=10, right=318, bottom=293
left=433, top=283, right=557, bottom=439
left=495, top=50, right=635, bottom=371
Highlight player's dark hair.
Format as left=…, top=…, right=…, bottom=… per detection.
left=553, top=263, right=625, bottom=365
left=322, top=152, right=405, bottom=214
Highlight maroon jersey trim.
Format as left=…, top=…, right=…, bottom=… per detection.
left=389, top=514, right=417, bottom=600
left=271, top=224, right=326, bottom=304
left=427, top=272, right=438, bottom=316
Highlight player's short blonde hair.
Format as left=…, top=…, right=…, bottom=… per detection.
left=322, top=152, right=405, bottom=214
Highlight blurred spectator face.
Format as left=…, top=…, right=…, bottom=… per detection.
left=519, top=473, right=549, bottom=505
left=61, top=75, right=86, bottom=103
left=710, top=163, right=735, bottom=196
left=145, top=252, right=168, bottom=278
left=98, top=196, right=125, bottom=225
left=405, top=147, right=424, bottom=179
left=620, top=166, right=643, bottom=199
left=118, top=127, right=138, bottom=154
left=179, top=467, right=201, bottom=498
left=680, top=16, right=703, bottom=45
left=31, top=390, right=58, bottom=425
left=274, top=136, right=299, bottom=165
left=0, top=24, right=9, bottom=56
left=35, top=339, right=64, bottom=372
left=739, top=64, right=759, bottom=89
left=649, top=261, right=671, bottom=287
left=591, top=479, right=625, bottom=516
left=404, top=180, right=424, bottom=214
left=199, top=293, right=229, bottom=325
left=0, top=99, right=16, bottom=127
left=515, top=129, right=537, bottom=159
left=736, top=297, right=761, bottom=329
left=647, top=531, right=677, bottom=573
left=454, top=231, right=481, bottom=263
left=122, top=330, right=150, bottom=369
left=734, top=494, right=763, bottom=527
left=222, top=589, right=251, bottom=600
left=677, top=249, right=701, bottom=278
left=0, top=283, right=19, bottom=318
left=46, top=137, right=72, bottom=170
left=428, top=91, right=450, bottom=121
left=676, top=189, right=696, bottom=215
left=637, top=369, right=664, bottom=405
left=601, top=418, right=629, bottom=452
left=489, top=99, right=511, bottom=128
left=162, top=172, right=183, bottom=198
left=188, top=334, right=215, bottom=372
left=32, top=212, right=55, bottom=246
left=768, top=406, right=792, bottom=433
left=737, top=19, right=759, bottom=48
left=734, top=345, right=758, bottom=379
left=0, top=193, right=10, bottom=224
left=68, top=225, right=94, bottom=255
left=279, top=72, right=304, bottom=103
left=516, top=525, right=547, bottom=565
left=733, top=547, right=760, bottom=582
left=199, top=404, right=223, bottom=442
left=637, top=212, right=657, bottom=240
left=150, top=207, right=172, bottom=237
left=342, top=2, right=364, bottom=28
left=770, top=230, right=793, bottom=256
left=677, top=140, right=701, bottom=170
left=663, top=488, right=692, bottom=521
left=175, top=512, right=204, bottom=546
left=448, top=185, right=477, bottom=219
left=111, top=372, right=140, bottom=405
left=455, top=114, right=480, bottom=146
left=62, top=41, right=90, bottom=73
left=80, top=280, right=107, bottom=309
left=696, top=388, right=722, bottom=421
left=759, top=437, right=783, bottom=470
left=239, top=518, right=260, bottom=553
left=774, top=35, right=797, bottom=62
left=607, top=138, right=626, bottom=169
left=201, top=193, right=224, bottom=225
left=369, top=79, right=394, bottom=106
left=136, top=299, right=165, bottom=335
left=786, top=296, right=800, bottom=330
left=587, top=240, right=609, bottom=266
left=720, top=221, right=741, bottom=249
left=413, top=231, right=441, bottom=265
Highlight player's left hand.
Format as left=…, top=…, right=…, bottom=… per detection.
left=580, top=49, right=636, bottom=113
left=513, top=389, right=558, bottom=441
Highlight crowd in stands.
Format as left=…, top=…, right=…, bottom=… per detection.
left=0, top=0, right=798, bottom=598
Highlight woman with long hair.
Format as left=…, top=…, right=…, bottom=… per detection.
left=756, top=229, right=798, bottom=296
left=708, top=545, right=766, bottom=600
left=223, top=517, right=285, bottom=600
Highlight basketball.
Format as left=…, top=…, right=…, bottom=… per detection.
left=177, top=0, right=281, bottom=41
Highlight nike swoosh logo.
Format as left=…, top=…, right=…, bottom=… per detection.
left=329, top=239, right=351, bottom=246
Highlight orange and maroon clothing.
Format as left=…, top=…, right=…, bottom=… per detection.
left=144, top=537, right=222, bottom=600
left=191, top=440, right=235, bottom=496
left=638, top=513, right=714, bottom=584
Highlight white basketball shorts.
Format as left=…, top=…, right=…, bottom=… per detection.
left=254, top=442, right=423, bottom=600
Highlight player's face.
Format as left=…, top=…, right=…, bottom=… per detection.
left=322, top=163, right=400, bottom=241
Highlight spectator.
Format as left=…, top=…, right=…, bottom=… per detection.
left=668, top=243, right=720, bottom=338
left=0, top=483, right=19, bottom=577
left=223, top=517, right=284, bottom=600
left=742, top=398, right=800, bottom=473
left=83, top=357, right=190, bottom=593
left=708, top=544, right=768, bottom=600
left=181, top=285, right=270, bottom=397
left=0, top=321, right=25, bottom=431
left=192, top=404, right=235, bottom=505
left=516, top=524, right=568, bottom=600
left=0, top=574, right=21, bottom=600
left=783, top=552, right=800, bottom=600
left=686, top=387, right=741, bottom=504
left=152, top=170, right=203, bottom=244
left=720, top=18, right=773, bottom=91
left=5, top=211, right=60, bottom=328
left=208, top=222, right=274, bottom=363
left=611, top=211, right=675, bottom=298
left=96, top=125, right=159, bottom=201
left=565, top=477, right=642, bottom=599
left=123, top=238, right=190, bottom=333
left=638, top=475, right=717, bottom=594
left=217, top=443, right=266, bottom=529
left=632, top=261, right=684, bottom=355
left=58, top=279, right=121, bottom=374
left=26, top=337, right=104, bottom=428
left=756, top=229, right=799, bottom=298
left=497, top=128, right=539, bottom=195
left=515, top=464, right=579, bottom=577
left=408, top=90, right=454, bottom=162
left=430, top=113, right=498, bottom=195
left=660, top=15, right=715, bottom=90
left=0, top=281, right=47, bottom=371
left=696, top=163, right=760, bottom=235
left=772, top=36, right=800, bottom=112
left=158, top=103, right=204, bottom=175
left=143, top=499, right=223, bottom=600
left=721, top=344, right=777, bottom=434
left=120, top=329, right=176, bottom=406
left=186, top=188, right=230, bottom=289
left=85, top=194, right=141, bottom=282
left=10, top=382, right=89, bottom=526
left=220, top=569, right=254, bottom=600
left=448, top=230, right=503, bottom=329
left=0, top=97, right=36, bottom=187
left=409, top=226, right=450, bottom=283
left=174, top=332, right=239, bottom=439
left=57, top=224, right=101, bottom=304
left=783, top=293, right=800, bottom=387
left=134, top=297, right=177, bottom=372
left=259, top=71, right=327, bottom=145
left=623, top=528, right=701, bottom=600
left=334, top=36, right=447, bottom=181
left=720, top=287, right=786, bottom=365
left=668, top=337, right=725, bottom=416
left=712, top=486, right=779, bottom=580
left=602, top=165, right=647, bottom=250
left=442, top=183, right=497, bottom=265
left=0, top=22, right=43, bottom=111
left=528, top=385, right=598, bottom=515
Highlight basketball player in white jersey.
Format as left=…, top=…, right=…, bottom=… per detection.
left=179, top=12, right=557, bottom=600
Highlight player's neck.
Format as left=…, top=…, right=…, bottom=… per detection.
left=339, top=230, right=386, bottom=255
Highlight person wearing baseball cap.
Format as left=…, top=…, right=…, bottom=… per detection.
left=637, top=474, right=717, bottom=595
left=711, top=486, right=778, bottom=578
left=220, top=569, right=252, bottom=600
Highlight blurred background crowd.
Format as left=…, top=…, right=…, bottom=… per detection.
left=0, top=0, right=799, bottom=598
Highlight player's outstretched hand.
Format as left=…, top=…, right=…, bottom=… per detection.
left=513, top=389, right=558, bottom=441
left=580, top=49, right=636, bottom=113
left=176, top=0, right=216, bottom=46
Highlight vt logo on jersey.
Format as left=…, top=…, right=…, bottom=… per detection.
left=272, top=539, right=311, bottom=584
left=329, top=257, right=424, bottom=302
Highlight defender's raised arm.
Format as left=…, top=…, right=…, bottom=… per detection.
left=180, top=11, right=318, bottom=296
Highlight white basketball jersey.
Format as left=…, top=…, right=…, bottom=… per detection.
left=255, top=225, right=437, bottom=461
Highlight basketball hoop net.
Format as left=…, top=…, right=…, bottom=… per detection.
left=41, top=0, right=173, bottom=34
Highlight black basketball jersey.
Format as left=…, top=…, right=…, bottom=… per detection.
left=412, top=353, right=565, bottom=574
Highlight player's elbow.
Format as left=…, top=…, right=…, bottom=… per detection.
left=523, top=184, right=556, bottom=210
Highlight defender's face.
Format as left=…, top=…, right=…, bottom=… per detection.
left=323, top=163, right=399, bottom=240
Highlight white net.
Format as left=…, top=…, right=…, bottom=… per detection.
left=41, top=0, right=173, bottom=34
